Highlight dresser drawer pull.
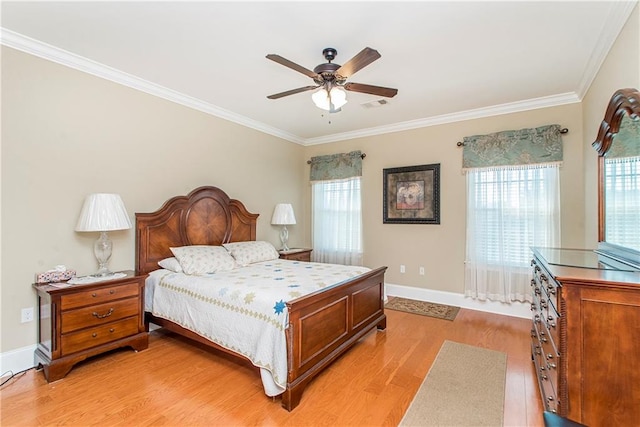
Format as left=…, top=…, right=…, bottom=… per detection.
left=92, top=293, right=97, bottom=297
left=92, top=333, right=97, bottom=338
left=110, top=290, right=115, bottom=294
left=109, top=328, right=115, bottom=333
left=92, top=308, right=114, bottom=319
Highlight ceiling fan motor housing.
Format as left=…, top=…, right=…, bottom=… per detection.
left=314, top=48, right=344, bottom=84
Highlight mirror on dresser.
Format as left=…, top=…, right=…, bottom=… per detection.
left=593, top=87, right=640, bottom=268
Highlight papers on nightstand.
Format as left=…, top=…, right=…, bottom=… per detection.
left=67, top=272, right=127, bottom=285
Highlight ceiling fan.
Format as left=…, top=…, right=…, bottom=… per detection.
left=266, top=47, right=398, bottom=113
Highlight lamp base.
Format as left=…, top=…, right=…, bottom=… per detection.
left=94, top=231, right=113, bottom=277
left=280, top=226, right=290, bottom=251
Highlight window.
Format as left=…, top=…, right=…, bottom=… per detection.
left=312, top=177, right=363, bottom=265
left=604, top=156, right=640, bottom=249
left=465, top=164, right=560, bottom=302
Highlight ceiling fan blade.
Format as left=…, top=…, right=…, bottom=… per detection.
left=344, top=82, right=398, bottom=98
left=335, top=47, right=381, bottom=78
left=266, top=54, right=319, bottom=79
left=267, top=85, right=319, bottom=99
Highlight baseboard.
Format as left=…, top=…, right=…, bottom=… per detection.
left=385, top=283, right=531, bottom=319
left=0, top=344, right=37, bottom=377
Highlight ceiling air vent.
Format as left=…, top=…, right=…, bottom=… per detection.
left=361, top=99, right=389, bottom=109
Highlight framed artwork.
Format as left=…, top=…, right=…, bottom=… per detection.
left=383, top=163, right=440, bottom=224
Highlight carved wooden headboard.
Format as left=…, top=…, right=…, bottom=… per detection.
left=135, top=186, right=259, bottom=275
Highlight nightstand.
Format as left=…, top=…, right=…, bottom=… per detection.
left=32, top=270, right=148, bottom=382
left=279, top=248, right=313, bottom=262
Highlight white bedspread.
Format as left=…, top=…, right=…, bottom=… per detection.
left=145, top=259, right=370, bottom=396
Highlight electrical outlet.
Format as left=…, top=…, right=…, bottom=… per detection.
left=21, top=307, right=34, bottom=323
left=400, top=264, right=406, bottom=273
left=419, top=267, right=425, bottom=275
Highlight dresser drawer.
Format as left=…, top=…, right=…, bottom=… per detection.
left=532, top=333, right=559, bottom=414
left=61, top=298, right=139, bottom=333
left=61, top=316, right=140, bottom=355
left=61, top=282, right=140, bottom=310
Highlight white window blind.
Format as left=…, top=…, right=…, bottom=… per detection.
left=465, top=164, right=561, bottom=303
left=311, top=177, right=363, bottom=266
left=604, top=156, right=640, bottom=250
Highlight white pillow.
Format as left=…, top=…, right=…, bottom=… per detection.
left=170, top=245, right=236, bottom=275
left=223, top=241, right=280, bottom=266
left=157, top=257, right=183, bottom=273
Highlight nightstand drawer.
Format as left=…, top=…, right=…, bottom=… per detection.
left=279, top=249, right=312, bottom=262
left=61, top=317, right=140, bottom=355
left=61, top=282, right=140, bottom=310
left=61, top=298, right=139, bottom=333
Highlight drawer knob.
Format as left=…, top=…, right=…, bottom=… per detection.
left=92, top=333, right=97, bottom=338
left=92, top=293, right=97, bottom=297
left=109, top=328, right=115, bottom=333
left=92, top=308, right=114, bottom=319
left=109, top=290, right=115, bottom=294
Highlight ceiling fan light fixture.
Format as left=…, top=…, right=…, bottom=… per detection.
left=312, top=86, right=347, bottom=112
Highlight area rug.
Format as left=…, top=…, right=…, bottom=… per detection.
left=400, top=340, right=507, bottom=427
left=385, top=297, right=460, bottom=320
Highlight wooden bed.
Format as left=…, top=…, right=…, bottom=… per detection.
left=135, top=186, right=387, bottom=410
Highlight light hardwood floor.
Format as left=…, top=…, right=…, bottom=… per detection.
left=1, top=308, right=544, bottom=426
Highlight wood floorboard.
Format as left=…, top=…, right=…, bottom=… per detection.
left=1, top=308, right=544, bottom=426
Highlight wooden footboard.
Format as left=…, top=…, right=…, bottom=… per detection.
left=282, top=266, right=387, bottom=411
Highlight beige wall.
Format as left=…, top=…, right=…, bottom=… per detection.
left=0, top=47, right=307, bottom=352
left=582, top=4, right=640, bottom=247
left=303, top=103, right=585, bottom=292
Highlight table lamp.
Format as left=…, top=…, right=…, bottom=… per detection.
left=75, top=193, right=132, bottom=276
left=271, top=203, right=296, bottom=251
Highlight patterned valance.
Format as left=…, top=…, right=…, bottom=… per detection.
left=462, top=124, right=563, bottom=170
left=606, top=114, right=640, bottom=159
left=309, top=150, right=363, bottom=181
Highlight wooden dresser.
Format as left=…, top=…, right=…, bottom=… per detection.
left=33, top=270, right=148, bottom=381
left=530, top=247, right=640, bottom=425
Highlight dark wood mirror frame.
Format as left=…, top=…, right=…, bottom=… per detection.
left=592, top=87, right=640, bottom=266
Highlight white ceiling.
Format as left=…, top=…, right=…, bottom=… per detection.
left=1, top=1, right=637, bottom=145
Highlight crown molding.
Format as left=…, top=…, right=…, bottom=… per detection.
left=575, top=0, right=638, bottom=99
left=0, top=28, right=304, bottom=145
left=304, top=92, right=581, bottom=145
